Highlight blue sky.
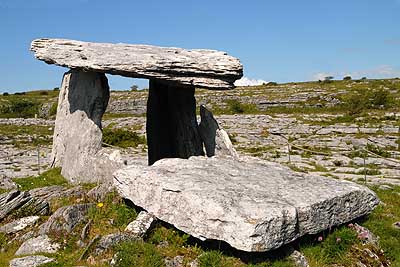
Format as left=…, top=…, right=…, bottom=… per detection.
left=1, top=0, right=399, bottom=92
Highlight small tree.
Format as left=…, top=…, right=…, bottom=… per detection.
left=130, top=84, right=138, bottom=91
left=324, top=76, right=334, bottom=81
left=343, top=76, right=352, bottom=81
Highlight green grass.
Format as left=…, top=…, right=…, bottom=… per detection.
left=13, top=168, right=67, bottom=191
left=88, top=191, right=138, bottom=235
left=361, top=186, right=400, bottom=264
left=0, top=124, right=53, bottom=147
left=102, top=128, right=146, bottom=148
left=113, top=240, right=164, bottom=267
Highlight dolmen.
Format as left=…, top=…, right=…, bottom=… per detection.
left=31, top=38, right=379, bottom=252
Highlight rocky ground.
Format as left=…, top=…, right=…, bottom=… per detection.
left=0, top=79, right=399, bottom=266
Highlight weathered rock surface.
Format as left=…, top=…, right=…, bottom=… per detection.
left=29, top=185, right=85, bottom=202
left=114, top=156, right=379, bottom=252
left=0, top=191, right=49, bottom=221
left=0, top=216, right=40, bottom=234
left=51, top=70, right=123, bottom=183
left=125, top=211, right=156, bottom=238
left=0, top=176, right=17, bottom=191
left=15, top=235, right=60, bottom=255
left=198, top=105, right=238, bottom=158
left=39, top=203, right=93, bottom=235
left=31, top=38, right=243, bottom=89
left=9, top=255, right=54, bottom=267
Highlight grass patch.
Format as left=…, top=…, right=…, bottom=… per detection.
left=361, top=186, right=400, bottom=264
left=113, top=240, right=164, bottom=267
left=13, top=168, right=67, bottom=191
left=102, top=128, right=146, bottom=148
left=88, top=191, right=137, bottom=235
left=300, top=227, right=359, bottom=266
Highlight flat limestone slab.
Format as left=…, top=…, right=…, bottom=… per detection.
left=114, top=156, right=379, bottom=252
left=30, top=38, right=243, bottom=89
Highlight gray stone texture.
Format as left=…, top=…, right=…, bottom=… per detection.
left=15, top=235, right=60, bottom=255
left=114, top=156, right=379, bottom=252
left=198, top=105, right=238, bottom=158
left=0, top=216, right=40, bottom=234
left=31, top=38, right=243, bottom=89
left=51, top=70, right=123, bottom=183
left=9, top=255, right=54, bottom=267
left=39, top=203, right=93, bottom=235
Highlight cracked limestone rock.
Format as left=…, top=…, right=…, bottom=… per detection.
left=9, top=255, right=54, bottom=267
left=15, top=235, right=60, bottom=256
left=0, top=216, right=40, bottom=234
left=114, top=156, right=379, bottom=252
left=125, top=211, right=156, bottom=238
left=31, top=38, right=243, bottom=90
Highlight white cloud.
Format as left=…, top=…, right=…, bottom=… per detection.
left=312, top=72, right=335, bottom=81
left=234, top=77, right=268, bottom=86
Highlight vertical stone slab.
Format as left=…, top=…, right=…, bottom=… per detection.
left=198, top=105, right=238, bottom=158
left=146, top=80, right=204, bottom=165
left=51, top=70, right=111, bottom=182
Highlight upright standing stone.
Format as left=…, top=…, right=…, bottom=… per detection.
left=51, top=70, right=121, bottom=183
left=146, top=80, right=204, bottom=165
left=51, top=70, right=109, bottom=167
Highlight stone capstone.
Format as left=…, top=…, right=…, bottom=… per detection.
left=15, top=235, right=60, bottom=255
left=114, top=156, right=379, bottom=252
left=9, top=255, right=54, bottom=267
left=31, top=38, right=243, bottom=90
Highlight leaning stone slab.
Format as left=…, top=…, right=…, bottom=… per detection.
left=9, top=255, right=54, bottom=267
left=0, top=216, right=40, bottom=234
left=31, top=38, right=243, bottom=89
left=198, top=105, right=238, bottom=158
left=15, top=235, right=60, bottom=255
left=114, top=156, right=379, bottom=252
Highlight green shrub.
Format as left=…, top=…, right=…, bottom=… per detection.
left=113, top=240, right=163, bottom=267
left=49, top=102, right=58, bottom=116
left=0, top=99, right=40, bottom=118
left=102, top=128, right=146, bottom=148
left=2, top=92, right=9, bottom=96
left=342, top=88, right=394, bottom=115
left=343, top=76, right=352, bottom=80
left=226, top=99, right=258, bottom=114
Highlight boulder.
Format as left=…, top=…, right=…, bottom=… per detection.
left=125, top=211, right=156, bottom=238
left=31, top=38, right=243, bottom=90
left=9, top=255, right=54, bottom=267
left=15, top=235, right=60, bottom=255
left=0, top=216, right=40, bottom=234
left=0, top=191, right=49, bottom=221
left=39, top=203, right=93, bottom=235
left=114, top=156, right=379, bottom=252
